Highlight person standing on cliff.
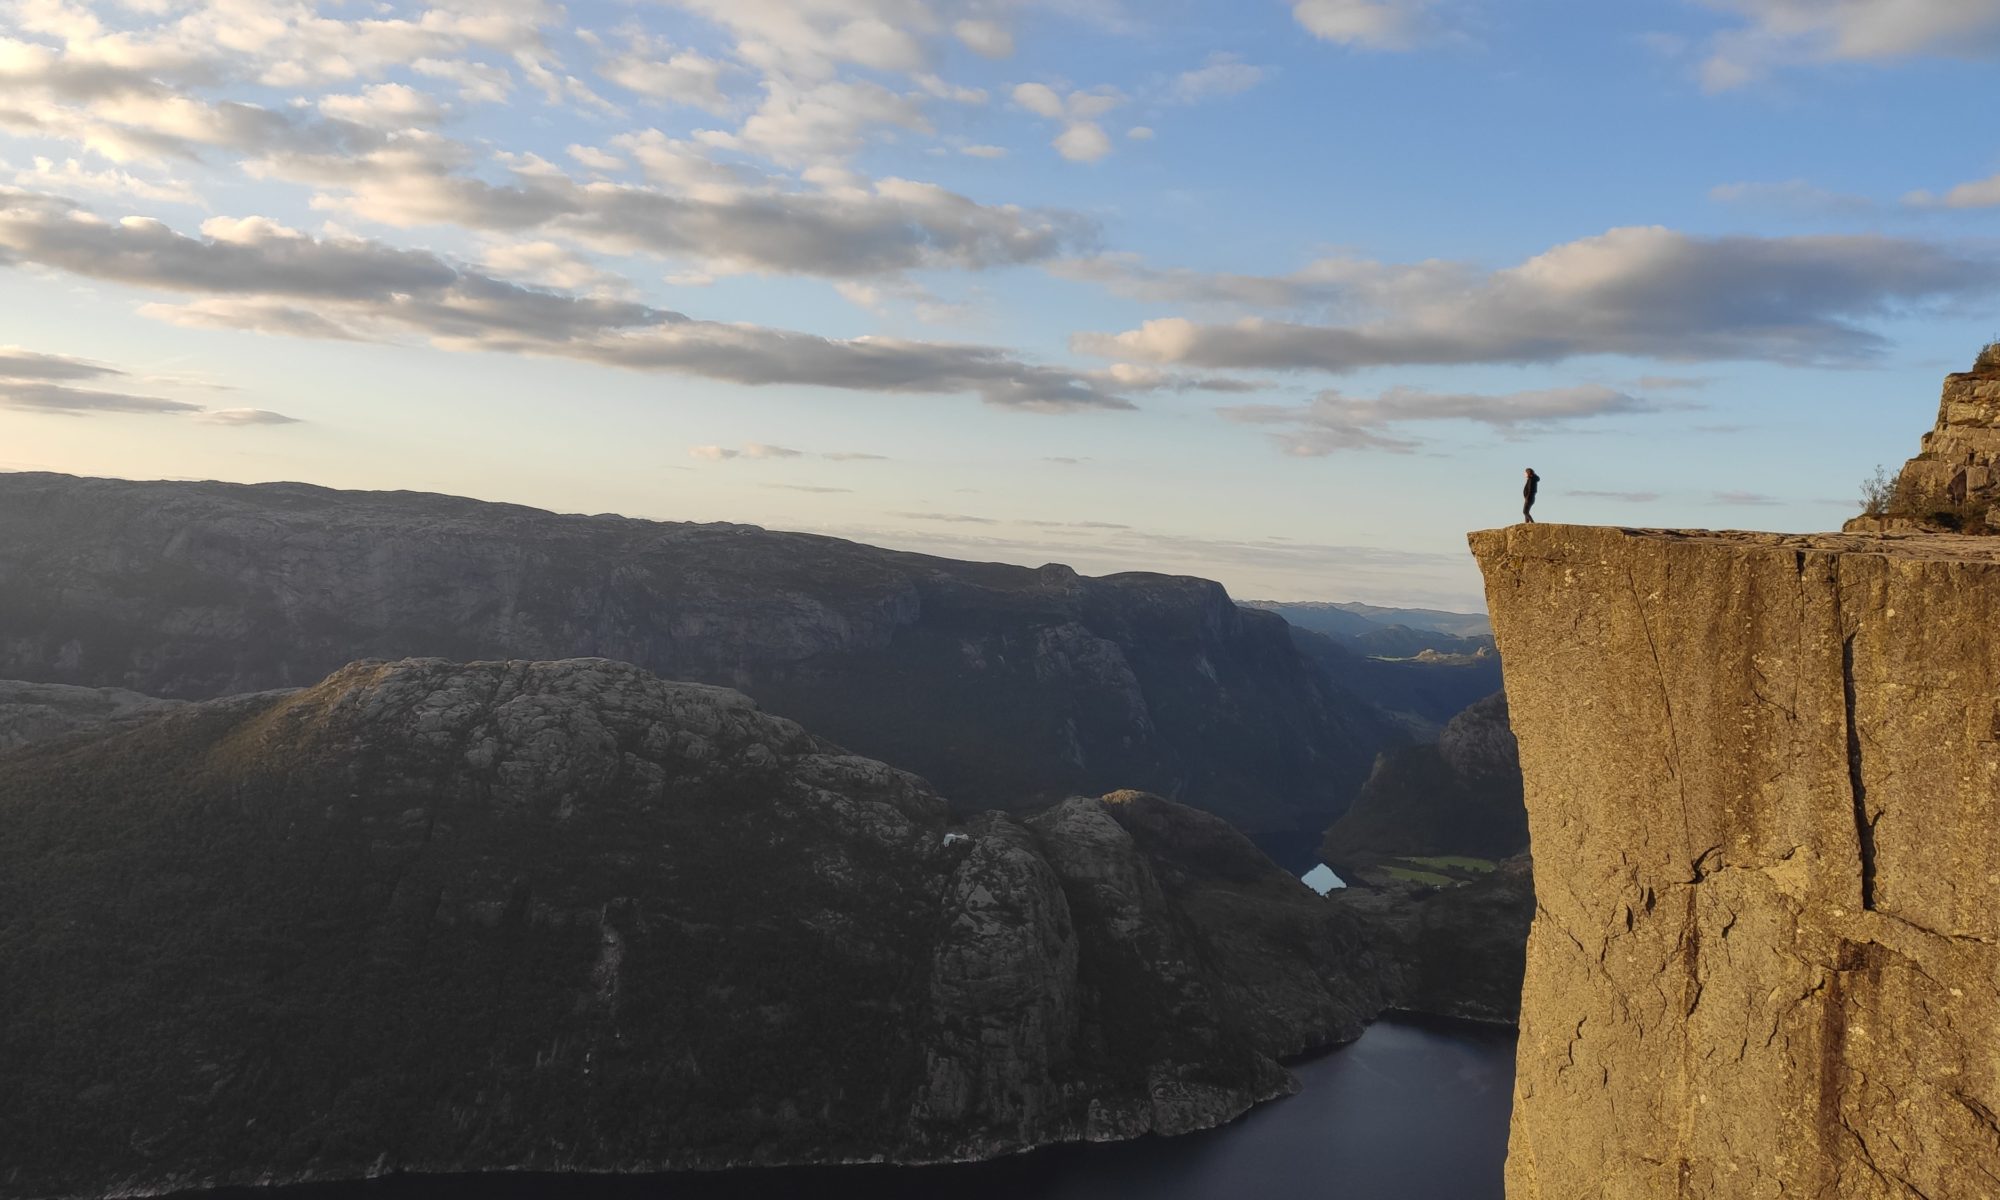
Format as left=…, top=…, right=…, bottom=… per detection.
left=1522, top=468, right=1540, bottom=523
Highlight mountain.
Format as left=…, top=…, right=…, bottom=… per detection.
left=0, top=678, right=183, bottom=751
left=1476, top=522, right=2000, bottom=1198
left=1286, top=627, right=1504, bottom=738
left=1244, top=601, right=1492, bottom=643
left=1323, top=602, right=1492, bottom=638
left=0, top=657, right=1392, bottom=1197
left=0, top=472, right=1392, bottom=848
left=1320, top=691, right=1526, bottom=881
left=1328, top=855, right=1532, bottom=1024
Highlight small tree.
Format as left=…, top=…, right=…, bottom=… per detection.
left=1859, top=465, right=1896, bottom=516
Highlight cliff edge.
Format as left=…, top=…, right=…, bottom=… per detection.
left=1472, top=524, right=2000, bottom=1200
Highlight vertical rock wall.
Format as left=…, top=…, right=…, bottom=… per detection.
left=1472, top=524, right=2000, bottom=1200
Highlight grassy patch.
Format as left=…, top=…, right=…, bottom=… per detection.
left=1382, top=865, right=1456, bottom=886
left=1399, top=855, right=1497, bottom=873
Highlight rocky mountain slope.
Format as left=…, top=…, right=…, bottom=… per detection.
left=1320, top=691, right=1525, bottom=879
left=0, top=678, right=182, bottom=751
left=1327, top=855, right=1532, bottom=1024
left=0, top=472, right=1390, bottom=845
left=0, top=657, right=1390, bottom=1197
left=1475, top=523, right=2000, bottom=1199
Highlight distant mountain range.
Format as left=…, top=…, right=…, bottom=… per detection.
left=1243, top=601, right=1492, bottom=641
left=0, top=473, right=1463, bottom=856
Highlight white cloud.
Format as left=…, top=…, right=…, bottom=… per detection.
left=0, top=189, right=1132, bottom=413
left=1052, top=121, right=1112, bottom=162
left=597, top=33, right=732, bottom=112
left=1074, top=226, right=1999, bottom=371
left=1905, top=172, right=2000, bottom=210
left=959, top=143, right=1007, bottom=158
left=954, top=19, right=1015, bottom=58
left=17, top=154, right=198, bottom=205
left=1222, top=384, right=1676, bottom=454
left=196, top=407, right=300, bottom=425
left=1292, top=0, right=1439, bottom=50
left=1699, top=0, right=2000, bottom=87
left=1171, top=53, right=1267, bottom=102
left=317, top=83, right=445, bottom=129
left=1708, top=179, right=1876, bottom=217
left=1012, top=81, right=1125, bottom=162
left=1126, top=125, right=1153, bottom=140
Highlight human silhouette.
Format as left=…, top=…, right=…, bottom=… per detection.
left=1522, top=468, right=1540, bottom=523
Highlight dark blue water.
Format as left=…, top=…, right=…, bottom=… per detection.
left=197, top=1018, right=1514, bottom=1200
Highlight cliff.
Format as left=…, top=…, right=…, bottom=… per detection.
left=1473, top=524, right=2000, bottom=1199
left=1848, top=343, right=2000, bottom=533
left=0, top=472, right=1390, bottom=846
left=0, top=679, right=182, bottom=751
left=0, top=657, right=1388, bottom=1197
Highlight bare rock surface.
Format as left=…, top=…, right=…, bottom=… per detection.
left=0, top=657, right=1386, bottom=1197
left=1848, top=344, right=2000, bottom=532
left=0, top=472, right=1389, bottom=842
left=0, top=679, right=183, bottom=750
left=1473, top=523, right=2000, bottom=1200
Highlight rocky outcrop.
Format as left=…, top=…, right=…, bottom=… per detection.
left=0, top=657, right=1387, bottom=1197
left=1847, top=344, right=2000, bottom=532
left=1473, top=524, right=2000, bottom=1200
left=0, top=679, right=183, bottom=750
left=0, top=473, right=1389, bottom=846
left=1327, top=855, right=1533, bottom=1024
left=1320, top=690, right=1525, bottom=879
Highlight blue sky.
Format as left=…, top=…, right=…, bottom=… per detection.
left=3, top=0, right=2000, bottom=608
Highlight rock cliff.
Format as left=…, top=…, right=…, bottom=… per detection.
left=0, top=472, right=1390, bottom=845
left=1473, top=524, right=2000, bottom=1199
left=0, top=657, right=1387, bottom=1197
left=1848, top=343, right=2000, bottom=533
left=0, top=678, right=182, bottom=750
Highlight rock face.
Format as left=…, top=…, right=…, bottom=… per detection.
left=0, top=678, right=183, bottom=750
left=1473, top=524, right=2000, bottom=1200
left=1847, top=344, right=2000, bottom=532
left=0, top=657, right=1387, bottom=1197
left=1327, top=855, right=1533, bottom=1024
left=1320, top=690, right=1525, bottom=878
left=0, top=472, right=1390, bottom=844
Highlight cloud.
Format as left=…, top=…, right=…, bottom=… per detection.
left=959, top=143, right=1007, bottom=158
left=1709, top=179, right=1876, bottom=217
left=1711, top=490, right=1786, bottom=506
left=765, top=483, right=853, bottom=493
left=1012, top=82, right=1125, bottom=162
left=1050, top=251, right=1361, bottom=309
left=0, top=346, right=123, bottom=381
left=1126, top=126, right=1153, bottom=140
left=1075, top=226, right=1998, bottom=371
left=0, top=344, right=296, bottom=422
left=317, top=83, right=445, bottom=130
left=1700, top=0, right=2000, bottom=86
left=0, top=191, right=1131, bottom=413
left=1171, top=53, right=1268, bottom=102
left=1905, top=173, right=2000, bottom=210
left=1292, top=0, right=1441, bottom=50
left=954, top=19, right=1015, bottom=58
left=822, top=451, right=888, bottom=461
left=1222, top=384, right=1675, bottom=454
left=16, top=155, right=200, bottom=206
left=262, top=132, right=1097, bottom=280
left=596, top=34, right=733, bottom=112
left=195, top=407, right=301, bottom=425
left=1566, top=489, right=1662, bottom=503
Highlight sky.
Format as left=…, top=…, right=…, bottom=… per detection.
left=4, top=0, right=2000, bottom=609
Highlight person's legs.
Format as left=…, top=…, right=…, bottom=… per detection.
left=1523, top=501, right=1535, bottom=523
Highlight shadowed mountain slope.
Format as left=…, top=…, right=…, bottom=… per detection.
left=0, top=657, right=1391, bottom=1197
left=0, top=472, right=1391, bottom=841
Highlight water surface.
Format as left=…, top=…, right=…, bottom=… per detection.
left=198, top=1018, right=1514, bottom=1200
